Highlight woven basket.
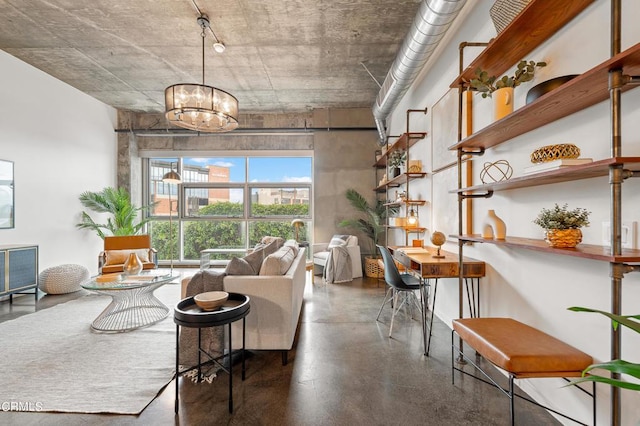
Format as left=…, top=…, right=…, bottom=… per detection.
left=365, top=257, right=384, bottom=278
left=530, top=143, right=581, bottom=163
left=544, top=229, right=582, bottom=248
left=490, top=0, right=532, bottom=33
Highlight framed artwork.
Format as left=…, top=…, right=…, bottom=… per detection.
left=0, top=159, right=14, bottom=229
left=431, top=89, right=474, bottom=173
left=431, top=88, right=459, bottom=172
left=432, top=164, right=458, bottom=239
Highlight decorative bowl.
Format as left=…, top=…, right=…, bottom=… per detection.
left=526, top=75, right=579, bottom=105
left=194, top=291, right=229, bottom=311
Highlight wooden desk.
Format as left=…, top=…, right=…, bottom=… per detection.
left=388, top=246, right=486, bottom=356
left=390, top=246, right=485, bottom=279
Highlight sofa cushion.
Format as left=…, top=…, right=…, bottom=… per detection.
left=104, top=248, right=150, bottom=266
left=260, top=246, right=296, bottom=275
left=225, top=256, right=257, bottom=276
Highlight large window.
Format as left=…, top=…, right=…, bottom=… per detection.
left=145, top=156, right=312, bottom=264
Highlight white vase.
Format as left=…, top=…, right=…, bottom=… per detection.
left=123, top=252, right=143, bottom=275
left=482, top=209, right=506, bottom=240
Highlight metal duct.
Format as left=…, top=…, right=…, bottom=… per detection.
left=373, top=0, right=467, bottom=143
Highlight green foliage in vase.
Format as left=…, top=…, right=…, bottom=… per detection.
left=77, top=187, right=155, bottom=239
left=339, top=188, right=398, bottom=258
left=567, top=307, right=640, bottom=391
left=470, top=60, right=547, bottom=98
left=388, top=150, right=407, bottom=169
left=533, top=203, right=590, bottom=230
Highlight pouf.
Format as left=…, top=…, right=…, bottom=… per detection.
left=38, top=264, right=90, bottom=295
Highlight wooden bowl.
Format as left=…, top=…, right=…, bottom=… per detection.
left=194, top=291, right=229, bottom=311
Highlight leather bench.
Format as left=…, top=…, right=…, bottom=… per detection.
left=452, top=317, right=595, bottom=425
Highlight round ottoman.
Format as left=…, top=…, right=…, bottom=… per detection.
left=39, top=264, right=90, bottom=295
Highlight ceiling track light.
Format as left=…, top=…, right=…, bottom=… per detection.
left=164, top=14, right=238, bottom=133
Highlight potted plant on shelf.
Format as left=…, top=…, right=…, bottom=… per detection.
left=469, top=59, right=547, bottom=120
left=533, top=203, right=590, bottom=248
left=388, top=150, right=407, bottom=179
left=339, top=188, right=398, bottom=277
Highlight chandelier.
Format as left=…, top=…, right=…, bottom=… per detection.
left=165, top=15, right=238, bottom=132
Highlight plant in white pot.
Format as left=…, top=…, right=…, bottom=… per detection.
left=533, top=203, right=590, bottom=248
left=470, top=59, right=546, bottom=120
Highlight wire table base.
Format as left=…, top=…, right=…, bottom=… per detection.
left=88, top=281, right=170, bottom=333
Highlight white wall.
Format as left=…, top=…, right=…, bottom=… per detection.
left=0, top=50, right=117, bottom=277
left=387, top=1, right=640, bottom=424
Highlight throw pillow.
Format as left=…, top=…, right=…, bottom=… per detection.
left=283, top=239, right=299, bottom=256
left=244, top=238, right=282, bottom=272
left=105, top=249, right=150, bottom=266
left=328, top=235, right=350, bottom=249
left=224, top=257, right=258, bottom=275
left=259, top=246, right=296, bottom=275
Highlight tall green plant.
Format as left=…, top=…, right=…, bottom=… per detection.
left=339, top=188, right=397, bottom=258
left=76, top=187, right=154, bottom=239
left=568, top=307, right=640, bottom=391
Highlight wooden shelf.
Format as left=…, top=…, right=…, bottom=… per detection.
left=450, top=43, right=640, bottom=151
left=373, top=132, right=427, bottom=167
left=383, top=199, right=427, bottom=207
left=405, top=227, right=427, bottom=233
left=374, top=172, right=427, bottom=191
left=452, top=157, right=640, bottom=194
left=450, top=0, right=594, bottom=88
left=453, top=234, right=640, bottom=263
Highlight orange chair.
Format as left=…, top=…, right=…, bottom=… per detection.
left=98, top=235, right=158, bottom=274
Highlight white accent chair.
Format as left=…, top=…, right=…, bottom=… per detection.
left=312, top=235, right=363, bottom=278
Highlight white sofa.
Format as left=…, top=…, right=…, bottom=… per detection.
left=182, top=245, right=306, bottom=365
left=312, top=235, right=363, bottom=278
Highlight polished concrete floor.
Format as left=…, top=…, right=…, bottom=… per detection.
left=0, top=272, right=560, bottom=426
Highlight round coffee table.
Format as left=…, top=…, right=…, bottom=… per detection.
left=81, top=272, right=178, bottom=333
left=174, top=292, right=250, bottom=414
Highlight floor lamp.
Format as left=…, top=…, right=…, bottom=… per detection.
left=162, top=165, right=182, bottom=273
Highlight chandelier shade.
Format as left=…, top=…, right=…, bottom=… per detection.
left=165, top=83, right=238, bottom=132
left=164, top=14, right=238, bottom=133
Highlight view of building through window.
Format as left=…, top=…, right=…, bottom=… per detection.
left=145, top=156, right=312, bottom=265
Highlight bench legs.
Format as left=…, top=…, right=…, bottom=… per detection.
left=451, top=330, right=596, bottom=426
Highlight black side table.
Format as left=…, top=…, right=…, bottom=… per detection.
left=174, top=292, right=250, bottom=414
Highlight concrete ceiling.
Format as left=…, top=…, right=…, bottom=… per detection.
left=0, top=0, right=425, bottom=115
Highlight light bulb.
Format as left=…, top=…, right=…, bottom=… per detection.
left=213, top=42, right=226, bottom=53
left=407, top=208, right=418, bottom=225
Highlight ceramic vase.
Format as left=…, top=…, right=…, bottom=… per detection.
left=545, top=228, right=582, bottom=248
left=482, top=209, right=506, bottom=240
left=123, top=252, right=143, bottom=275
left=493, top=87, right=514, bottom=121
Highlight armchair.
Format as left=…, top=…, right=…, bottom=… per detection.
left=312, top=235, right=363, bottom=279
left=99, top=235, right=158, bottom=274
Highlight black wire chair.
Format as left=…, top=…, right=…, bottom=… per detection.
left=375, top=245, right=427, bottom=338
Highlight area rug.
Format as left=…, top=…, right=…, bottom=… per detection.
left=0, top=283, right=181, bottom=414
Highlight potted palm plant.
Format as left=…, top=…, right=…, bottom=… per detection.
left=76, top=187, right=155, bottom=239
left=339, top=188, right=398, bottom=277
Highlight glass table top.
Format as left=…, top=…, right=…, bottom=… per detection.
left=82, top=270, right=179, bottom=291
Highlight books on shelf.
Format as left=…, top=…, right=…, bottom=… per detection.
left=524, top=158, right=593, bottom=174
